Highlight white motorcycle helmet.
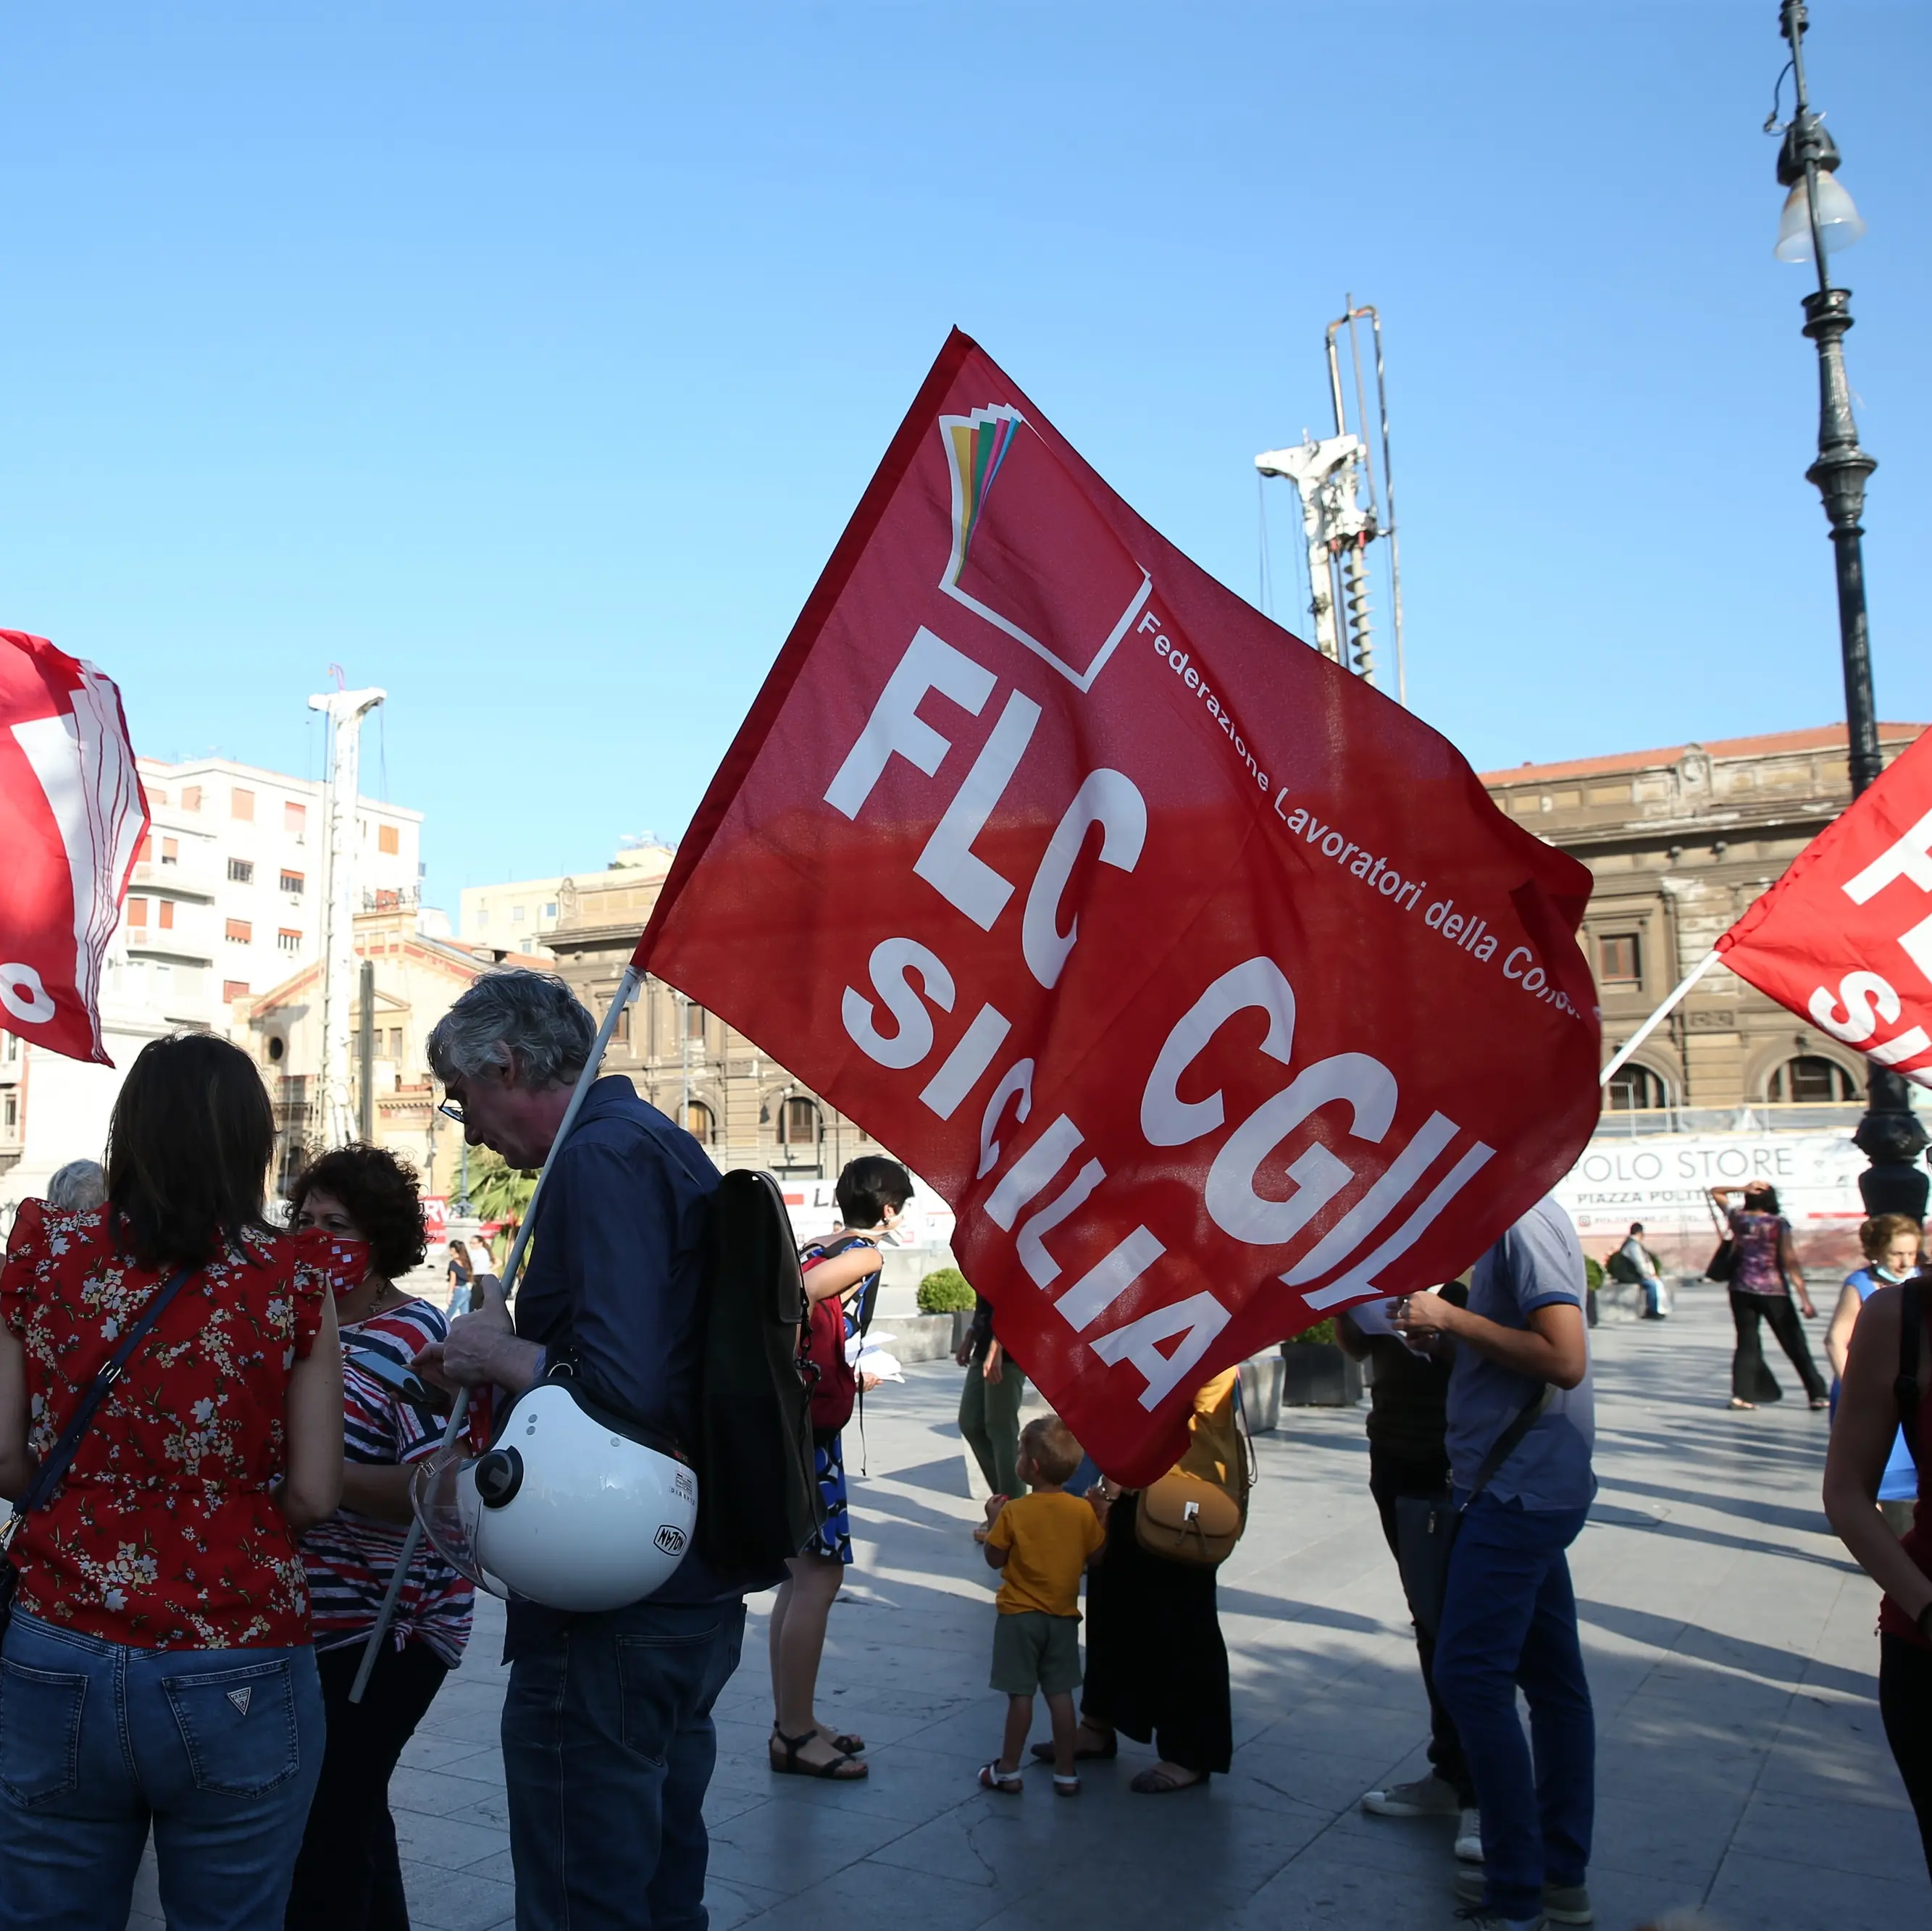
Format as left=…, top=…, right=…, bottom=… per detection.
left=413, top=1378, right=698, bottom=1612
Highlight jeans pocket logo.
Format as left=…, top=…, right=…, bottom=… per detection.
left=163, top=1661, right=298, bottom=1797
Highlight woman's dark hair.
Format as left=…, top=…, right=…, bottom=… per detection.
left=105, top=1034, right=277, bottom=1269
left=835, top=1155, right=913, bottom=1229
left=288, top=1143, right=427, bottom=1283
left=1744, top=1183, right=1781, bottom=1215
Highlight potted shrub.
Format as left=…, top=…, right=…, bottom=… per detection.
left=917, top=1265, right=978, bottom=1352
left=1280, top=1318, right=1363, bottom=1407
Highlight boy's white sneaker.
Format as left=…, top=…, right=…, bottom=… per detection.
left=1455, top=1807, right=1484, bottom=1860
left=1360, top=1774, right=1460, bottom=1817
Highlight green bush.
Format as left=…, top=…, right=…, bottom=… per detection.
left=917, top=1267, right=976, bottom=1314
left=1285, top=1318, right=1338, bottom=1346
left=1584, top=1256, right=1605, bottom=1293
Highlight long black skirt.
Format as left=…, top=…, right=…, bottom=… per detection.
left=1080, top=1491, right=1233, bottom=1775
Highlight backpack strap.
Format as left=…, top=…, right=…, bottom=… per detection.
left=1460, top=1383, right=1554, bottom=1512
left=1897, top=1281, right=1925, bottom=1467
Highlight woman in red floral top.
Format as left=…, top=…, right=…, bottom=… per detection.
left=0, top=1034, right=351, bottom=1931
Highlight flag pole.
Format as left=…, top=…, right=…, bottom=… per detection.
left=348, top=965, right=644, bottom=1703
left=1597, top=950, right=1722, bottom=1090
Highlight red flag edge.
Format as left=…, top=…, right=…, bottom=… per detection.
left=631, top=328, right=982, bottom=974
left=1716, top=727, right=1932, bottom=959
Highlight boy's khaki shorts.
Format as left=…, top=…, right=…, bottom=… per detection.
left=990, top=1609, right=1082, bottom=1696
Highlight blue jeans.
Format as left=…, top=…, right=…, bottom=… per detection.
left=0, top=1609, right=323, bottom=1931
left=1432, top=1496, right=1594, bottom=1922
left=502, top=1597, right=747, bottom=1931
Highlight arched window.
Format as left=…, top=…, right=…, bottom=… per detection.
left=780, top=1096, right=820, bottom=1148
left=684, top=1100, right=716, bottom=1144
left=1768, top=1056, right=1857, bottom=1104
left=1605, top=1063, right=1669, bottom=1111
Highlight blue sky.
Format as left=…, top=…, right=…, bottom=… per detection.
left=4, top=2, right=1926, bottom=905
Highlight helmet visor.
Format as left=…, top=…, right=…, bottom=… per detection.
left=410, top=1445, right=507, bottom=1599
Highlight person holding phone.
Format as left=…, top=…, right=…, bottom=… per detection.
left=283, top=1144, right=474, bottom=1931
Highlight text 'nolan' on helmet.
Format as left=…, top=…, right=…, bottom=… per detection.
left=413, top=1378, right=698, bottom=1612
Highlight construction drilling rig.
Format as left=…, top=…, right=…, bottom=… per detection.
left=307, top=682, right=386, bottom=1149
left=1255, top=300, right=1406, bottom=703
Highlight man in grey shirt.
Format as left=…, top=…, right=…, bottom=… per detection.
left=1392, top=1195, right=1595, bottom=1931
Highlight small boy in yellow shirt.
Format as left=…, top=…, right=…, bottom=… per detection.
left=978, top=1416, right=1106, bottom=1796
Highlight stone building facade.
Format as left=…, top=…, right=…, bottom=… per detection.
left=1479, top=722, right=1925, bottom=1120
left=543, top=850, right=891, bottom=1179
left=233, top=908, right=547, bottom=1197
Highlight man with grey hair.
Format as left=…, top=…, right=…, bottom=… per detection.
left=421, top=968, right=744, bottom=1931
left=45, top=1159, right=107, bottom=1212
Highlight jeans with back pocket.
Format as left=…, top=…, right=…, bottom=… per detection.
left=0, top=1609, right=324, bottom=1931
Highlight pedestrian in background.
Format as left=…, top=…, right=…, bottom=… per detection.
left=957, top=1291, right=1026, bottom=1535
left=43, top=1160, right=106, bottom=1212
left=1609, top=1222, right=1668, bottom=1320
left=1823, top=1270, right=1932, bottom=1879
left=1393, top=1195, right=1597, bottom=1931
left=0, top=1034, right=351, bottom=1931
left=283, top=1144, right=474, bottom=1931
left=1826, top=1213, right=1924, bottom=1537
left=1712, top=1183, right=1828, bottom=1410
left=444, top=1236, right=476, bottom=1316
left=1345, top=1283, right=1481, bottom=1867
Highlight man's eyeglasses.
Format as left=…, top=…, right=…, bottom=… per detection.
left=438, top=1099, right=467, bottom=1125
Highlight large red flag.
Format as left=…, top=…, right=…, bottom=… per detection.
left=1719, top=726, right=1932, bottom=1088
left=0, top=632, right=149, bottom=1065
left=637, top=331, right=1599, bottom=1481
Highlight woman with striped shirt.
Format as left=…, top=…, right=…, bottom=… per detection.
left=283, top=1146, right=474, bottom=1931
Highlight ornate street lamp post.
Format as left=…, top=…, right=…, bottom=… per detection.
left=1768, top=2, right=1928, bottom=1216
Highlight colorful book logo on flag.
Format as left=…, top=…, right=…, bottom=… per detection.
left=938, top=404, right=1152, bottom=695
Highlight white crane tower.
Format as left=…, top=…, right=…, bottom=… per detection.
left=307, top=682, right=386, bottom=1149
left=1255, top=299, right=1406, bottom=703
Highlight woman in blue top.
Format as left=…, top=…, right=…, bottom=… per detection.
left=1827, top=1213, right=1925, bottom=1533
left=766, top=1156, right=908, bottom=1782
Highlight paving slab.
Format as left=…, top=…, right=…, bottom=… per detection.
left=120, top=1280, right=1918, bottom=1927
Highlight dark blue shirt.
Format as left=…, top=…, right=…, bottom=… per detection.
left=504, top=1076, right=732, bottom=1653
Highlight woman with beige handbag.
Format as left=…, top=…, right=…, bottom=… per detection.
left=1040, top=1369, right=1252, bottom=1793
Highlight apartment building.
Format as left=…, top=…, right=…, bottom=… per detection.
left=1479, top=721, right=1925, bottom=1114
left=136, top=754, right=424, bottom=1018
left=459, top=875, right=564, bottom=958
left=1, top=752, right=428, bottom=1214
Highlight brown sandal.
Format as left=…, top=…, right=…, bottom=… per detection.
left=1130, top=1766, right=1208, bottom=1794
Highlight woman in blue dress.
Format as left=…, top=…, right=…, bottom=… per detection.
left=767, top=1156, right=912, bottom=1781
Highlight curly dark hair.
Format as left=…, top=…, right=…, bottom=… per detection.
left=287, top=1143, right=427, bottom=1283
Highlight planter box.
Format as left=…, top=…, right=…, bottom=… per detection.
left=870, top=1312, right=958, bottom=1364
left=1238, top=1355, right=1284, bottom=1432
left=1279, top=1341, right=1363, bottom=1407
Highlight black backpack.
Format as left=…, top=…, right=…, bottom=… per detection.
left=694, top=1170, right=824, bottom=1572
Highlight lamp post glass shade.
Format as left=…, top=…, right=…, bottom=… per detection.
left=1775, top=170, right=1867, bottom=261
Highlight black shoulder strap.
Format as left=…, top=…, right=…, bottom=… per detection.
left=1463, top=1383, right=1554, bottom=1511
left=1897, top=1281, right=1924, bottom=1466
left=5, top=1265, right=194, bottom=1531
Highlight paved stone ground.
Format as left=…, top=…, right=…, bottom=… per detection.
left=123, top=1282, right=1923, bottom=1928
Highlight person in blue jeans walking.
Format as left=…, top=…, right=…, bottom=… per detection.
left=420, top=971, right=780, bottom=1931
left=1392, top=1195, right=1595, bottom=1931
left=0, top=1034, right=352, bottom=1931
